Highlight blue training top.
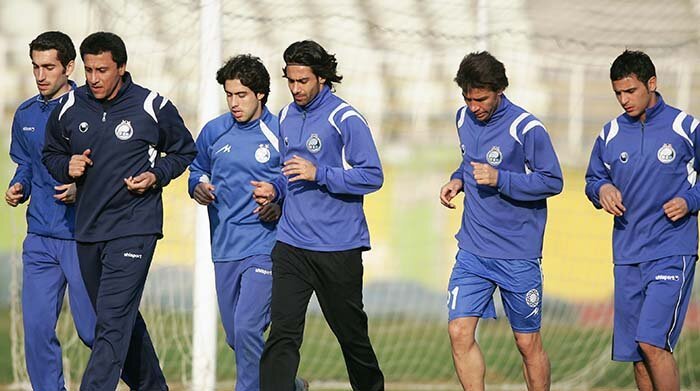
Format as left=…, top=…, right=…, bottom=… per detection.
left=188, top=107, right=281, bottom=262
left=452, top=95, right=563, bottom=260
left=9, top=82, right=78, bottom=240
left=274, top=86, right=383, bottom=251
left=585, top=94, right=700, bottom=264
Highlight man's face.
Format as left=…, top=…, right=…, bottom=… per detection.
left=31, top=49, right=73, bottom=100
left=224, top=79, right=264, bottom=123
left=285, top=65, right=325, bottom=107
left=83, top=52, right=126, bottom=100
left=612, top=74, right=656, bottom=118
left=463, top=87, right=502, bottom=122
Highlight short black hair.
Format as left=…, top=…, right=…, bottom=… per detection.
left=216, top=54, right=271, bottom=105
left=454, top=51, right=509, bottom=92
left=79, top=32, right=127, bottom=67
left=29, top=31, right=76, bottom=68
left=283, top=40, right=342, bottom=89
left=610, top=50, right=656, bottom=85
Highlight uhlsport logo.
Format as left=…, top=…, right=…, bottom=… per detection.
left=114, top=120, right=133, bottom=140
left=655, top=274, right=680, bottom=281
left=123, top=252, right=143, bottom=260
left=22, top=126, right=35, bottom=132
left=486, top=146, right=503, bottom=166
left=306, top=133, right=322, bottom=153
left=657, top=143, right=676, bottom=164
left=79, top=122, right=89, bottom=133
left=255, top=144, right=271, bottom=163
left=525, top=289, right=540, bottom=308
left=619, top=151, right=629, bottom=163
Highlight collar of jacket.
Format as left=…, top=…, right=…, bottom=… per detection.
left=293, top=85, right=332, bottom=113
left=622, top=92, right=666, bottom=124
left=232, top=105, right=273, bottom=130
left=476, top=93, right=512, bottom=125
left=85, top=71, right=133, bottom=105
left=29, top=80, right=78, bottom=111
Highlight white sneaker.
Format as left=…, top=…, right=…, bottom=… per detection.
left=294, top=377, right=309, bottom=391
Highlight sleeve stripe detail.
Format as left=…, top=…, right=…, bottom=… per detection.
left=605, top=119, right=619, bottom=146
left=279, top=104, right=291, bottom=124
left=159, top=97, right=169, bottom=109
left=457, top=106, right=468, bottom=128
left=522, top=120, right=545, bottom=136
left=672, top=112, right=693, bottom=147
left=340, top=110, right=368, bottom=126
left=58, top=90, right=75, bottom=121
left=259, top=120, right=279, bottom=152
left=328, top=103, right=352, bottom=170
left=509, top=112, right=531, bottom=145
left=144, top=91, right=158, bottom=123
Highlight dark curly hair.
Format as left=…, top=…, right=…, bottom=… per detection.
left=283, top=40, right=342, bottom=89
left=610, top=50, right=656, bottom=86
left=29, top=31, right=76, bottom=68
left=216, top=54, right=270, bottom=105
left=80, top=32, right=127, bottom=67
left=454, top=51, right=509, bottom=93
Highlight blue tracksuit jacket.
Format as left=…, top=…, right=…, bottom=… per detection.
left=585, top=94, right=700, bottom=264
left=42, top=73, right=196, bottom=242
left=274, top=86, right=383, bottom=251
left=9, top=82, right=77, bottom=239
left=451, top=95, right=563, bottom=260
left=188, top=107, right=281, bottom=262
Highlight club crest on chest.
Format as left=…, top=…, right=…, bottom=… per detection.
left=114, top=120, right=133, bottom=140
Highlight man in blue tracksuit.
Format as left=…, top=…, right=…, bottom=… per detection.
left=253, top=40, right=385, bottom=391
left=188, top=54, right=302, bottom=391
left=6, top=31, right=95, bottom=391
left=585, top=50, right=698, bottom=391
left=440, top=52, right=563, bottom=391
left=42, top=32, right=196, bottom=391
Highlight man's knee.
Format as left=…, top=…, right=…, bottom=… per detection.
left=514, top=332, right=544, bottom=357
left=448, top=318, right=477, bottom=349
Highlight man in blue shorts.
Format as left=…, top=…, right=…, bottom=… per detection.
left=440, top=51, right=563, bottom=391
left=7, top=30, right=95, bottom=391
left=585, top=50, right=698, bottom=391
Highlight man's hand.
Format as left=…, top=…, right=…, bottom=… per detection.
left=251, top=181, right=275, bottom=206
left=470, top=162, right=498, bottom=187
left=54, top=183, right=76, bottom=204
left=255, top=202, right=281, bottom=222
left=663, top=197, right=689, bottom=222
left=599, top=183, right=626, bottom=216
left=193, top=183, right=216, bottom=205
left=69, top=149, right=92, bottom=178
left=440, top=178, right=463, bottom=209
left=124, top=172, right=157, bottom=194
left=282, top=155, right=317, bottom=182
left=5, top=183, right=24, bottom=207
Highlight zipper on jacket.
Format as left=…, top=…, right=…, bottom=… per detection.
left=640, top=121, right=645, bottom=153
left=300, top=110, right=307, bottom=143
left=102, top=112, right=107, bottom=122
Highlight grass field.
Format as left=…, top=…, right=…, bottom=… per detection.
left=4, top=306, right=700, bottom=390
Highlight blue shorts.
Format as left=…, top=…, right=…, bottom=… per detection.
left=447, top=249, right=543, bottom=333
left=613, top=255, right=696, bottom=362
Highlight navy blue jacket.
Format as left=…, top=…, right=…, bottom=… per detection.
left=585, top=94, right=700, bottom=264
left=42, top=73, right=196, bottom=242
left=9, top=82, right=77, bottom=239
